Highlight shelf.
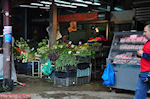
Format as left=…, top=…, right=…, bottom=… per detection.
left=118, top=42, right=145, bottom=45
left=108, top=32, right=144, bottom=65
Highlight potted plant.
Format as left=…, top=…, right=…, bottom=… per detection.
left=13, top=38, right=36, bottom=74
left=55, top=49, right=79, bottom=78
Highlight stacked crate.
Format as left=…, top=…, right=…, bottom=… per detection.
left=77, top=62, right=90, bottom=85
left=54, top=56, right=91, bottom=86
left=54, top=66, right=77, bottom=86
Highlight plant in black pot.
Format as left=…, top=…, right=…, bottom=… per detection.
left=55, top=49, right=79, bottom=78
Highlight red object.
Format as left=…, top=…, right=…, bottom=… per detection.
left=95, top=37, right=101, bottom=40
left=89, top=37, right=94, bottom=40
left=0, top=93, right=31, bottom=99
left=58, top=13, right=98, bottom=22
left=125, top=55, right=129, bottom=57
left=16, top=48, right=25, bottom=54
left=140, top=41, right=150, bottom=72
left=22, top=83, right=26, bottom=87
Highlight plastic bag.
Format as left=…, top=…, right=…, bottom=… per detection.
left=101, top=62, right=115, bottom=85
left=42, top=59, right=54, bottom=76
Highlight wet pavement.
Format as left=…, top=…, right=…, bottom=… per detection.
left=2, top=75, right=150, bottom=99
left=31, top=91, right=134, bottom=99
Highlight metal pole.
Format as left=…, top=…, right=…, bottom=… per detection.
left=2, top=0, right=12, bottom=79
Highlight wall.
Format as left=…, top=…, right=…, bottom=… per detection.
left=111, top=10, right=135, bottom=24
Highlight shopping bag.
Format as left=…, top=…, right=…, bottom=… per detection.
left=101, top=62, right=115, bottom=85
left=42, top=59, right=54, bottom=76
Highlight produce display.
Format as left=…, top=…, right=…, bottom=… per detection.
left=108, top=32, right=147, bottom=65
left=119, top=44, right=143, bottom=50
left=120, top=34, right=147, bottom=43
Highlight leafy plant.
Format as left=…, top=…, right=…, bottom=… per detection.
left=37, top=38, right=50, bottom=59
left=15, top=38, right=30, bottom=51
left=13, top=38, right=36, bottom=62
left=55, top=50, right=79, bottom=71
left=48, top=50, right=59, bottom=61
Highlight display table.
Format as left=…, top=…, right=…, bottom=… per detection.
left=107, top=32, right=149, bottom=92
left=111, top=64, right=140, bottom=91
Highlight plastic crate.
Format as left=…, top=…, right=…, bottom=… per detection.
left=54, top=77, right=77, bottom=86
left=55, top=66, right=77, bottom=78
left=55, top=70, right=76, bottom=78
left=77, top=76, right=90, bottom=85
left=77, top=63, right=90, bottom=70
left=77, top=68, right=90, bottom=77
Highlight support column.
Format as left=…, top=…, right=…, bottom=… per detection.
left=2, top=0, right=12, bottom=79
left=49, top=0, right=57, bottom=48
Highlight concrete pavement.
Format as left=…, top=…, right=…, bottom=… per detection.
left=30, top=91, right=150, bottom=99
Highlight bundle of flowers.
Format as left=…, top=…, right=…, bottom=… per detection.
left=14, top=38, right=35, bottom=63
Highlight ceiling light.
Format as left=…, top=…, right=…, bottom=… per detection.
left=93, top=2, right=101, bottom=6
left=56, top=4, right=77, bottom=8
left=19, top=5, right=38, bottom=8
left=75, top=0, right=84, bottom=3
left=71, top=3, right=88, bottom=7
left=45, top=5, right=50, bottom=7
left=114, top=7, right=123, bottom=11
left=40, top=7, right=50, bottom=9
left=84, top=1, right=92, bottom=4
left=55, top=0, right=71, bottom=5
left=40, top=1, right=52, bottom=5
left=56, top=3, right=61, bottom=6
left=30, top=3, right=43, bottom=6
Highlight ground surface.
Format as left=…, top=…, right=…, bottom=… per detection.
left=2, top=75, right=150, bottom=99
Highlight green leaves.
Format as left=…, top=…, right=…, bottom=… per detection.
left=55, top=52, right=79, bottom=71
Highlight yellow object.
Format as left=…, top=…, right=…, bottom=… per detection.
left=68, top=21, right=77, bottom=32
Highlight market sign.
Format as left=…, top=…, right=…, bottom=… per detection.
left=68, top=21, right=77, bottom=32
left=58, top=12, right=98, bottom=22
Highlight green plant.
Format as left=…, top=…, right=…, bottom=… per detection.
left=55, top=50, right=79, bottom=71
left=14, top=38, right=36, bottom=62
left=37, top=38, right=50, bottom=59
left=15, top=38, right=30, bottom=51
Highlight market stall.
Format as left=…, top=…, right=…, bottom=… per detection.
left=14, top=38, right=100, bottom=86
left=107, top=32, right=148, bottom=91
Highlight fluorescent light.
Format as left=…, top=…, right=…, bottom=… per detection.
left=60, top=4, right=77, bottom=8
left=40, top=1, right=52, bottom=5
left=75, top=0, right=84, bottom=3
left=56, top=4, right=77, bottom=8
left=30, top=3, right=43, bottom=6
left=19, top=5, right=38, bottom=8
left=84, top=1, right=92, bottom=4
left=56, top=3, right=61, bottom=6
left=71, top=3, right=88, bottom=7
left=114, top=7, right=123, bottom=11
left=40, top=7, right=50, bottom=9
left=45, top=5, right=51, bottom=7
left=93, top=2, right=101, bottom=6
left=55, top=0, right=71, bottom=5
